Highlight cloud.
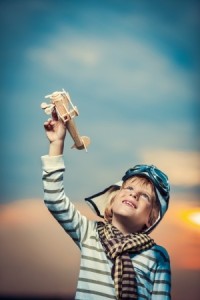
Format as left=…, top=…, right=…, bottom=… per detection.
left=27, top=25, right=194, bottom=104
left=141, top=149, right=200, bottom=186
left=1, top=0, right=198, bottom=203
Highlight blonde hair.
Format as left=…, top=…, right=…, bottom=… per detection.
left=104, top=176, right=160, bottom=230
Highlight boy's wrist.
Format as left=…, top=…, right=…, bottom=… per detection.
left=49, top=140, right=64, bottom=156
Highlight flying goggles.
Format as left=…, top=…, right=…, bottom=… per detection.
left=122, top=164, right=170, bottom=199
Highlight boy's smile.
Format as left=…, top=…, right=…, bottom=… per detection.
left=122, top=199, right=137, bottom=209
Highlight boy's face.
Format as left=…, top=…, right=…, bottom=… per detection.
left=111, top=177, right=154, bottom=234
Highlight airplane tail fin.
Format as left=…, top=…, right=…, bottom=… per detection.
left=71, top=136, right=90, bottom=152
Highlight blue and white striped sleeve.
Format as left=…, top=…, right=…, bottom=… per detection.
left=152, top=246, right=171, bottom=299
left=41, top=154, right=92, bottom=248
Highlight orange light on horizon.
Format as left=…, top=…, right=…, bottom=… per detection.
left=189, top=212, right=200, bottom=225
left=1, top=197, right=200, bottom=271
left=180, top=208, right=200, bottom=231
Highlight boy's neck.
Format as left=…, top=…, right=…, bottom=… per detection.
left=111, top=218, right=142, bottom=235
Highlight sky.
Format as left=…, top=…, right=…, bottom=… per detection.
left=0, top=0, right=200, bottom=299
left=0, top=0, right=199, bottom=202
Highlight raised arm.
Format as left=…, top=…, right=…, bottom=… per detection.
left=41, top=110, right=93, bottom=247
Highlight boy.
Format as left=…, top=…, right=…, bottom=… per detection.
left=41, top=113, right=171, bottom=299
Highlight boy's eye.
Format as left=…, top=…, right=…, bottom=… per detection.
left=123, top=186, right=151, bottom=202
left=125, top=186, right=134, bottom=191
left=141, top=193, right=150, bottom=201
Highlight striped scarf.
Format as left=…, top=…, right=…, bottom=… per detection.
left=97, top=222, right=154, bottom=300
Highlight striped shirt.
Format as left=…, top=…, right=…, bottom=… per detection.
left=41, top=155, right=171, bottom=300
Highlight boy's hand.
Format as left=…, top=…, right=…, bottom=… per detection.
left=44, top=109, right=67, bottom=156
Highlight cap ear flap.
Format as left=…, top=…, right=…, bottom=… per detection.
left=85, top=182, right=122, bottom=218
left=104, top=189, right=120, bottom=222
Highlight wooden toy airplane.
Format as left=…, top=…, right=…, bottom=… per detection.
left=41, top=89, right=90, bottom=151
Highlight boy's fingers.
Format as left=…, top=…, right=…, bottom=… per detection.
left=52, top=108, right=59, bottom=121
left=44, top=122, right=50, bottom=130
left=44, top=119, right=54, bottom=130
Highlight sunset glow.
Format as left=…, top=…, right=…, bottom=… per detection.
left=189, top=212, right=200, bottom=226
left=180, top=208, right=200, bottom=230
left=0, top=197, right=200, bottom=300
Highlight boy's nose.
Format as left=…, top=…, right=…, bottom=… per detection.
left=129, top=191, right=138, bottom=200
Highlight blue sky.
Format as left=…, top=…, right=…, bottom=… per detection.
left=0, top=0, right=199, bottom=203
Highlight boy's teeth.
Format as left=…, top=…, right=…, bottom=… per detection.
left=123, top=200, right=135, bottom=208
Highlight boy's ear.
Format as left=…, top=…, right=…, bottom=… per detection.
left=145, top=218, right=151, bottom=228
left=145, top=211, right=154, bottom=228
left=146, top=207, right=158, bottom=228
